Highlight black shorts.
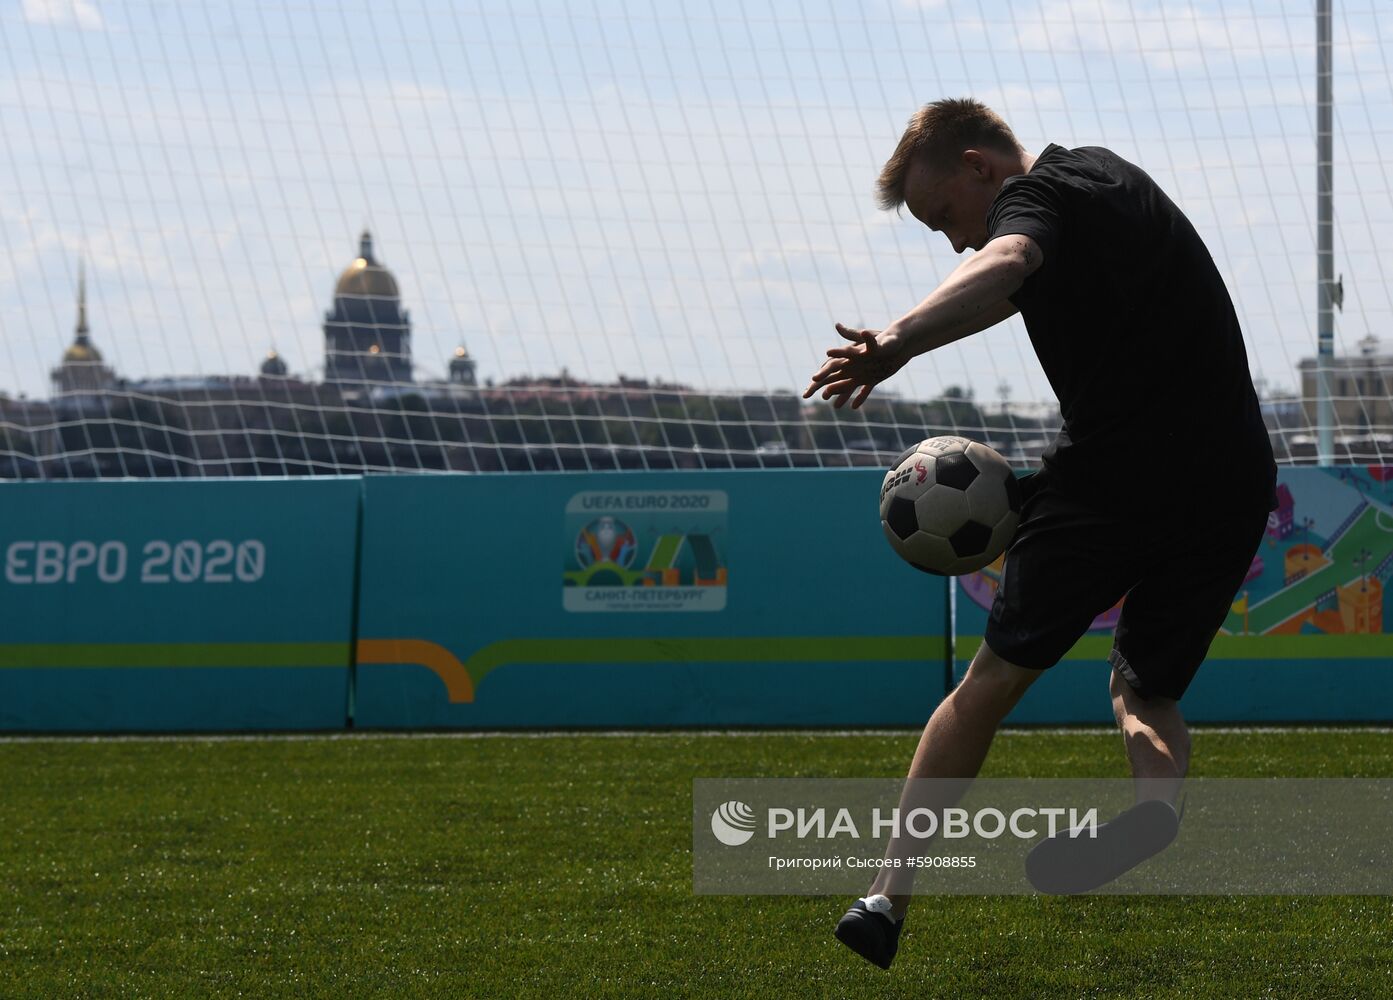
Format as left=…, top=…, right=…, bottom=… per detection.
left=982, top=466, right=1270, bottom=701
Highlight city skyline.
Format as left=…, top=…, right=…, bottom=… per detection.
left=25, top=225, right=1382, bottom=413
left=31, top=229, right=493, bottom=399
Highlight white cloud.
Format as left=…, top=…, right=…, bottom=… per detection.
left=21, top=0, right=104, bottom=31
left=1013, top=0, right=1289, bottom=71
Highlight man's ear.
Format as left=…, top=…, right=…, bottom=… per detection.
left=961, top=149, right=989, bottom=177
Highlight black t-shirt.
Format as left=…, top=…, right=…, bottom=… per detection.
left=986, top=143, right=1278, bottom=514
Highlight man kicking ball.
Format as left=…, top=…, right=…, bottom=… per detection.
left=804, top=98, right=1278, bottom=969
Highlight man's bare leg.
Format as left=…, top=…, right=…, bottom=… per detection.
left=1110, top=668, right=1190, bottom=807
left=1017, top=666, right=1189, bottom=897
left=867, top=641, right=1041, bottom=917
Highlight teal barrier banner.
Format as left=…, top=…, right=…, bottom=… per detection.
left=8, top=465, right=1386, bottom=731
left=354, top=470, right=949, bottom=727
left=954, top=466, right=1393, bottom=722
left=0, top=479, right=360, bottom=731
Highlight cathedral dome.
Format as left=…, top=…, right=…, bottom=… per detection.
left=63, top=339, right=102, bottom=363
left=334, top=230, right=400, bottom=299
left=260, top=349, right=288, bottom=377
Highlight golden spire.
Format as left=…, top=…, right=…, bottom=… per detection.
left=62, top=258, right=103, bottom=364
left=76, top=258, right=89, bottom=338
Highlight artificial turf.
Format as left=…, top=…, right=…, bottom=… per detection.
left=0, top=729, right=1389, bottom=998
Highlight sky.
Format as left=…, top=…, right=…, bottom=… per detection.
left=2, top=0, right=1391, bottom=406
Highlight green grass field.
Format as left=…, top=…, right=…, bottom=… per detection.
left=2, top=729, right=1390, bottom=999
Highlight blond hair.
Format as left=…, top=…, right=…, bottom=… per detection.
left=876, top=99, right=1022, bottom=210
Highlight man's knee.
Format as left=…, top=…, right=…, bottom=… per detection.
left=1110, top=670, right=1190, bottom=751
left=955, top=641, right=1041, bottom=716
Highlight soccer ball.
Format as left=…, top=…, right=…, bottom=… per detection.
left=879, top=436, right=1022, bottom=576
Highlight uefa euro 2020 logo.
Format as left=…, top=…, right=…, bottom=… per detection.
left=575, top=516, right=638, bottom=575
left=563, top=490, right=729, bottom=612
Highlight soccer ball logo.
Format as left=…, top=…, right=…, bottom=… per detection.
left=879, top=437, right=1022, bottom=576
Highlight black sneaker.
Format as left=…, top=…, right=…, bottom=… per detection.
left=833, top=895, right=903, bottom=970
left=1025, top=798, right=1181, bottom=895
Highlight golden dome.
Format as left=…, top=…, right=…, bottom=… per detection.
left=63, top=340, right=102, bottom=363
left=334, top=230, right=400, bottom=299
left=335, top=258, right=400, bottom=298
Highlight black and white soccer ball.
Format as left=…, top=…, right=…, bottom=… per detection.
left=879, top=436, right=1022, bottom=576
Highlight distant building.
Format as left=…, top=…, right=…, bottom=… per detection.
left=260, top=349, right=289, bottom=380
left=448, top=345, right=477, bottom=387
left=1298, top=335, right=1393, bottom=436
left=323, top=231, right=414, bottom=389
left=51, top=261, right=117, bottom=396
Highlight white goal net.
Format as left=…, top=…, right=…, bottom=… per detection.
left=2, top=0, right=1390, bottom=478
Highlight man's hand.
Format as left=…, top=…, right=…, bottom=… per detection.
left=803, top=235, right=1036, bottom=410
left=803, top=323, right=910, bottom=409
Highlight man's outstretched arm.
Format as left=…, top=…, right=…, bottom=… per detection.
left=805, top=233, right=1043, bottom=408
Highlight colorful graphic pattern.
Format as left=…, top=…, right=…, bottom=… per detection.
left=958, top=466, right=1393, bottom=637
